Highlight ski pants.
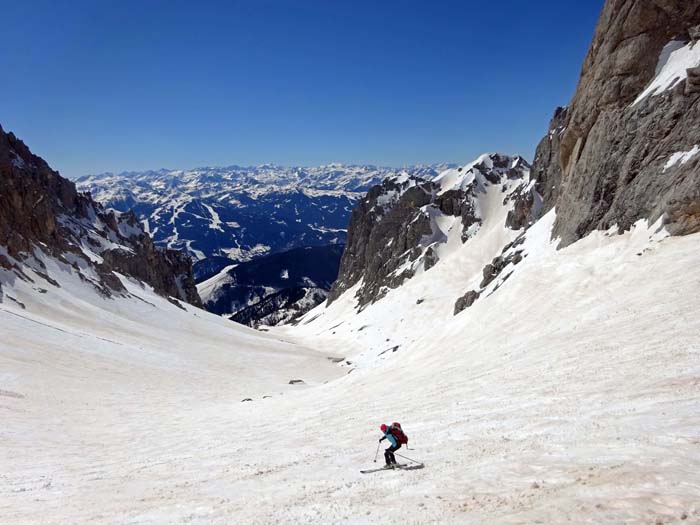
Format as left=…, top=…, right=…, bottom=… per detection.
left=385, top=443, right=401, bottom=465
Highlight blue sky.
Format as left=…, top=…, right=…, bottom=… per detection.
left=1, top=1, right=603, bottom=177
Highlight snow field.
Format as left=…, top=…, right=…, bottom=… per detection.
left=1, top=195, right=699, bottom=523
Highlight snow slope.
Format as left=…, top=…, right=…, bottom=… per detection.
left=277, top=214, right=700, bottom=524
left=0, top=256, right=346, bottom=523
left=2, top=194, right=700, bottom=524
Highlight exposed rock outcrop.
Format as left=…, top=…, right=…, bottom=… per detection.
left=478, top=249, right=524, bottom=290
left=453, top=290, right=480, bottom=315
left=686, top=66, right=700, bottom=94
left=0, top=124, right=201, bottom=305
left=452, top=238, right=525, bottom=315
left=328, top=154, right=530, bottom=309
left=506, top=106, right=568, bottom=230
left=326, top=176, right=436, bottom=307
left=533, top=2, right=700, bottom=246
left=423, top=246, right=439, bottom=271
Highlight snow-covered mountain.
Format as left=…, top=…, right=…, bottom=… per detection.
left=327, top=153, right=531, bottom=309
left=290, top=151, right=538, bottom=359
left=76, top=164, right=450, bottom=279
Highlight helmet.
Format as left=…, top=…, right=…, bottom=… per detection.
left=380, top=424, right=387, bottom=432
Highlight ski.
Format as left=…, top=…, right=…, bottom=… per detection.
left=399, top=462, right=425, bottom=470
left=360, top=464, right=406, bottom=474
left=360, top=463, right=424, bottom=474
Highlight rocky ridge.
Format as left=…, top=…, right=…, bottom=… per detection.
left=327, top=154, right=531, bottom=309
left=0, top=124, right=201, bottom=306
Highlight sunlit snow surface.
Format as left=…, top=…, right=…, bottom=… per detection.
left=633, top=39, right=700, bottom=106
left=2, top=204, right=700, bottom=521
left=664, top=144, right=700, bottom=172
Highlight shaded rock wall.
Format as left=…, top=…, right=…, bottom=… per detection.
left=0, top=124, right=201, bottom=306
left=327, top=177, right=437, bottom=307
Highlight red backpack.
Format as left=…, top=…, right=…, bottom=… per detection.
left=390, top=422, right=408, bottom=445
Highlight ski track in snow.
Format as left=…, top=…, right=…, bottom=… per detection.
left=1, top=214, right=700, bottom=523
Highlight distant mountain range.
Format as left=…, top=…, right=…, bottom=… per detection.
left=77, top=164, right=452, bottom=280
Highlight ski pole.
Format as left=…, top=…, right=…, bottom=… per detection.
left=373, top=441, right=381, bottom=463
left=394, top=452, right=422, bottom=465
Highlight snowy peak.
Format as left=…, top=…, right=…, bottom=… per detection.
left=434, top=153, right=530, bottom=195
left=327, top=153, right=530, bottom=308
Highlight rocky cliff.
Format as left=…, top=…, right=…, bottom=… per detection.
left=325, top=0, right=700, bottom=316
left=327, top=154, right=530, bottom=309
left=0, top=124, right=201, bottom=306
left=521, top=0, right=700, bottom=246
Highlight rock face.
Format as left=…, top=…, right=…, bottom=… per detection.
left=507, top=107, right=568, bottom=230
left=327, top=176, right=435, bottom=308
left=528, top=2, right=700, bottom=246
left=0, top=124, right=201, bottom=305
left=453, top=290, right=480, bottom=315
left=328, top=154, right=530, bottom=309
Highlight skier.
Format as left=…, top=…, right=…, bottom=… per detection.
left=361, top=423, right=420, bottom=474
left=379, top=422, right=407, bottom=467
